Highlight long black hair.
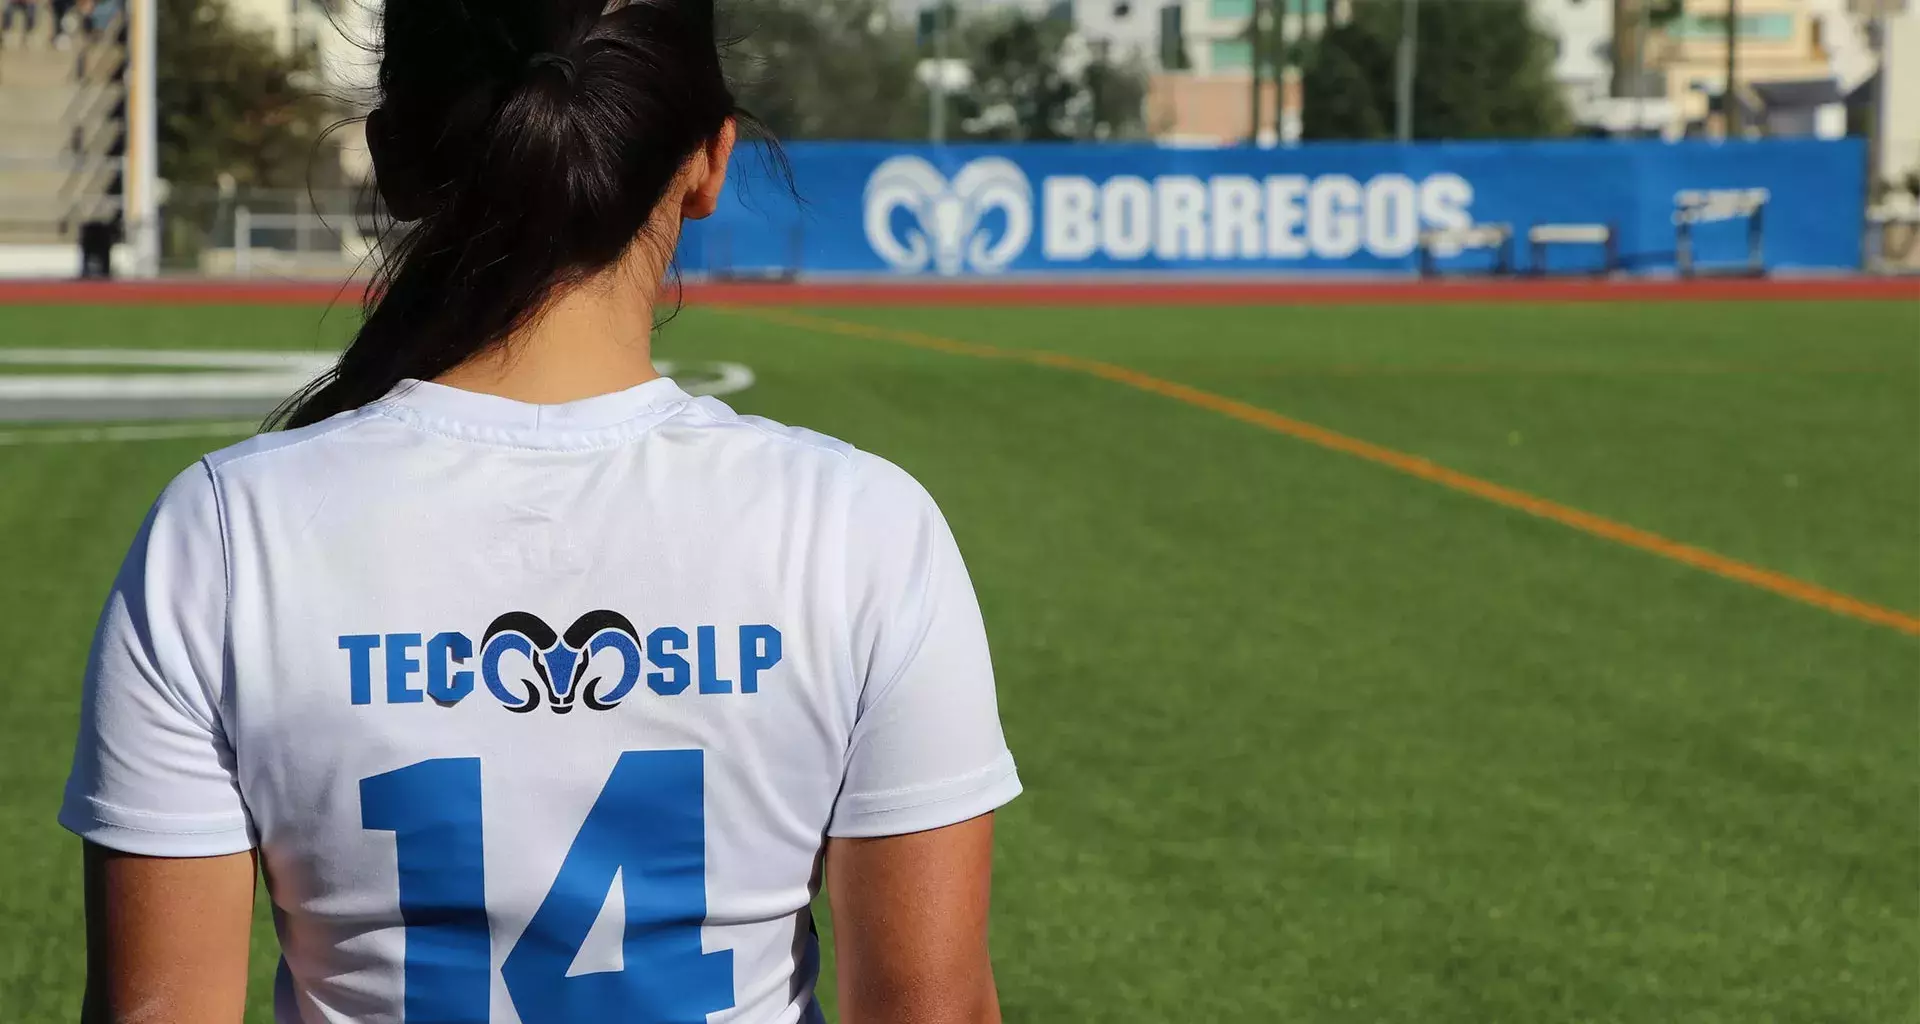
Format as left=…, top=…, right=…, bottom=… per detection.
left=280, top=0, right=750, bottom=429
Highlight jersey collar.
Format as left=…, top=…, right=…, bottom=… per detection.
left=372, top=377, right=692, bottom=449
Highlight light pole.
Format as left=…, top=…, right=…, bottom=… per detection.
left=1633, top=0, right=1649, bottom=135
left=1394, top=0, right=1419, bottom=142
left=1250, top=0, right=1267, bottom=144
left=127, top=0, right=159, bottom=276
left=1273, top=0, right=1289, bottom=143
left=1723, top=0, right=1740, bottom=136
left=931, top=2, right=949, bottom=144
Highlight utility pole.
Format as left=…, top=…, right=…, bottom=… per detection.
left=1395, top=0, right=1419, bottom=142
left=1272, top=0, right=1288, bottom=142
left=931, top=2, right=949, bottom=144
left=1723, top=0, right=1740, bottom=137
left=1633, top=0, right=1649, bottom=134
left=1249, top=0, right=1268, bottom=144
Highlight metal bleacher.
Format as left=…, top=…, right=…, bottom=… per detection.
left=0, top=9, right=128, bottom=250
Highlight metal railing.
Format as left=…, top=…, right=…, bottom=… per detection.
left=0, top=3, right=129, bottom=242
left=162, top=187, right=386, bottom=277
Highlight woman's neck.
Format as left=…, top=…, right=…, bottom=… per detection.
left=432, top=239, right=669, bottom=405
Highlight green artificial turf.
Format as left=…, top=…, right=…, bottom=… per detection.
left=0, top=298, right=1913, bottom=1023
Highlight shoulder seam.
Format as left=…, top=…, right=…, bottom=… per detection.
left=206, top=413, right=372, bottom=472
left=679, top=401, right=856, bottom=464
left=197, top=457, right=232, bottom=659
left=188, top=457, right=233, bottom=739
left=199, top=415, right=369, bottom=744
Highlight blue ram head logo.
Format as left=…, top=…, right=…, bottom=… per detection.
left=480, top=611, right=642, bottom=714
left=863, top=156, right=1033, bottom=276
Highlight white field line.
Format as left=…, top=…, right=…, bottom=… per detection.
left=0, top=351, right=751, bottom=399
left=0, top=348, right=335, bottom=401
left=0, top=362, right=757, bottom=402
left=0, top=372, right=324, bottom=400
left=0, top=350, right=755, bottom=444
left=0, top=422, right=261, bottom=447
left=0, top=348, right=337, bottom=372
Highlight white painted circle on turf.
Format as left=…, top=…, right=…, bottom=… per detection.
left=654, top=359, right=756, bottom=399
left=0, top=348, right=756, bottom=440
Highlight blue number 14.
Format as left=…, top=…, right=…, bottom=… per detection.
left=361, top=751, right=735, bottom=1023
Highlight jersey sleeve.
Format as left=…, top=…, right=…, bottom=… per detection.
left=827, top=452, right=1021, bottom=839
left=59, top=462, right=253, bottom=857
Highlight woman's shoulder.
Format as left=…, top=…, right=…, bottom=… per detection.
left=675, top=398, right=949, bottom=532
left=674, top=397, right=935, bottom=502
left=199, top=408, right=381, bottom=475
left=674, top=395, right=857, bottom=463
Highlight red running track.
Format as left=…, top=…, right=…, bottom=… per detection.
left=0, top=276, right=1915, bottom=307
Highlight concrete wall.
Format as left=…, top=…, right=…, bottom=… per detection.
left=0, top=244, right=133, bottom=279
left=1880, top=6, right=1920, bottom=183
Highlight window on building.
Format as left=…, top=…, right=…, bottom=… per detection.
left=1211, top=37, right=1253, bottom=71
left=1267, top=0, right=1331, bottom=18
left=1160, top=4, right=1190, bottom=69
left=1670, top=14, right=1714, bottom=37
left=1115, top=1, right=1133, bottom=18
left=1748, top=13, right=1794, bottom=39
left=1669, top=12, right=1796, bottom=40
left=1211, top=0, right=1255, bottom=20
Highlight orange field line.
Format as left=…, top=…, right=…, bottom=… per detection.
left=739, top=307, right=1920, bottom=638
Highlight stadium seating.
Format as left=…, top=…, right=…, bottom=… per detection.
left=0, top=3, right=126, bottom=251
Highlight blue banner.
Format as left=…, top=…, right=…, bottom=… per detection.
left=681, top=138, right=1865, bottom=277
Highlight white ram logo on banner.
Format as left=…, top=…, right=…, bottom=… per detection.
left=864, top=156, right=1033, bottom=275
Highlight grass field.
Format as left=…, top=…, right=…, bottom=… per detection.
left=0, top=294, right=1915, bottom=1022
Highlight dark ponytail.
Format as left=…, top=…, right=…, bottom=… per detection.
left=280, top=0, right=750, bottom=429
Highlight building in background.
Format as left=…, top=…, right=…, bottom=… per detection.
left=1646, top=0, right=1877, bottom=138
left=226, top=0, right=378, bottom=179
left=1875, top=1, right=1919, bottom=185
left=1124, top=0, right=1333, bottom=145
left=906, top=0, right=1289, bottom=145
left=1866, top=0, right=1919, bottom=269
left=1070, top=0, right=1163, bottom=62
left=1529, top=0, right=1684, bottom=136
left=227, top=0, right=344, bottom=62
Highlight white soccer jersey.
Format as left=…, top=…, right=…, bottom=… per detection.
left=60, top=377, right=1021, bottom=1024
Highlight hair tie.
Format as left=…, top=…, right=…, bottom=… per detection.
left=526, top=52, right=578, bottom=85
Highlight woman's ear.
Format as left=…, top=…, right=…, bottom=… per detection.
left=367, top=108, right=430, bottom=223
left=681, top=119, right=738, bottom=222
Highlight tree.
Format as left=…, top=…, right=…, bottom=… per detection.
left=952, top=10, right=1149, bottom=142
left=157, top=0, right=338, bottom=189
left=1299, top=28, right=1389, bottom=141
left=1074, top=42, right=1151, bottom=141
left=721, top=0, right=928, bottom=141
left=1301, top=0, right=1570, bottom=141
